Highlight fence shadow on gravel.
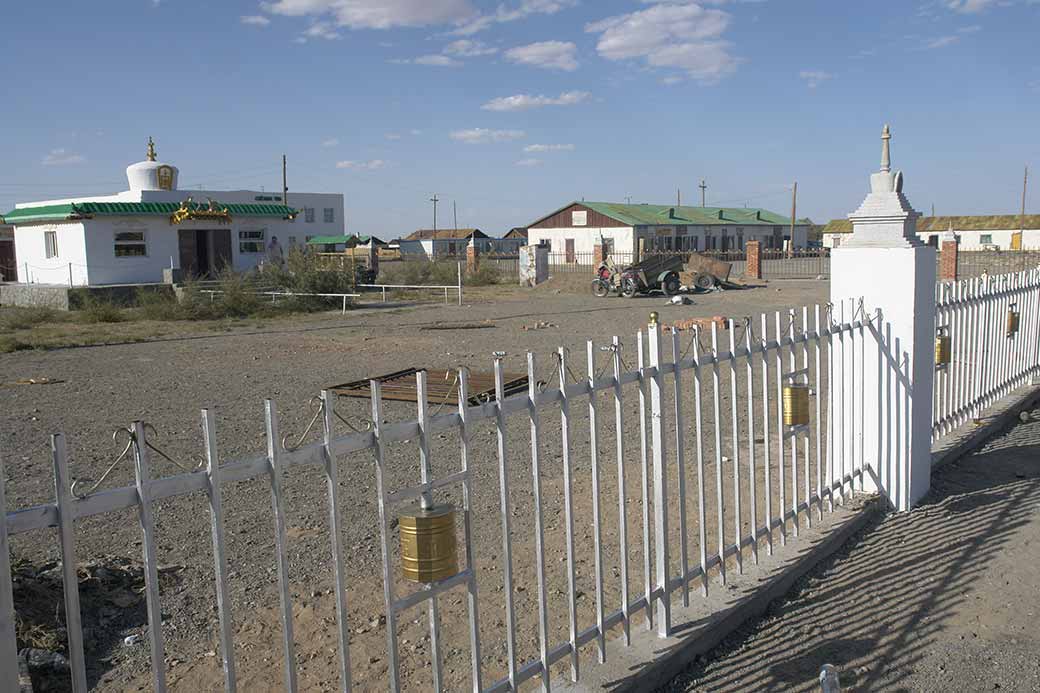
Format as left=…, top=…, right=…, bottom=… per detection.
left=662, top=428, right=1040, bottom=692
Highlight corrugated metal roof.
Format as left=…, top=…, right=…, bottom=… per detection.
left=529, top=201, right=808, bottom=229
left=2, top=200, right=297, bottom=224
left=823, top=214, right=1040, bottom=234
left=404, top=228, right=486, bottom=240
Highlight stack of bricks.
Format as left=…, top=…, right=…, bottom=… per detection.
left=745, top=239, right=762, bottom=280
left=662, top=316, right=729, bottom=333
left=939, top=239, right=958, bottom=281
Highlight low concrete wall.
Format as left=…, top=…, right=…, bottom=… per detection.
left=0, top=284, right=174, bottom=311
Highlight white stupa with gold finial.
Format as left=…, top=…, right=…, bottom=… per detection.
left=844, top=124, right=922, bottom=248
left=126, top=136, right=179, bottom=192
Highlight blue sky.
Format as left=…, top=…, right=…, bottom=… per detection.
left=3, top=0, right=1038, bottom=235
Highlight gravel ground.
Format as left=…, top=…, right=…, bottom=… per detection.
left=1, top=279, right=831, bottom=691
left=661, top=409, right=1040, bottom=693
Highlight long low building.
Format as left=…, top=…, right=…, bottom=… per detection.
left=1, top=139, right=344, bottom=286
left=525, top=201, right=810, bottom=259
left=822, top=214, right=1040, bottom=250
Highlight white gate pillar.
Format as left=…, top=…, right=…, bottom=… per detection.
left=830, top=125, right=936, bottom=511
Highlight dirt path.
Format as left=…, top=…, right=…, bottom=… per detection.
left=662, top=410, right=1040, bottom=693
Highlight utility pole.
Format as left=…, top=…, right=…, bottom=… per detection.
left=931, top=203, right=935, bottom=217
left=789, top=181, right=798, bottom=257
left=677, top=188, right=681, bottom=207
left=699, top=179, right=707, bottom=207
left=282, top=155, right=288, bottom=207
left=1021, top=165, right=1029, bottom=237
left=429, top=194, right=439, bottom=237
left=625, top=195, right=632, bottom=204
left=453, top=200, right=458, bottom=233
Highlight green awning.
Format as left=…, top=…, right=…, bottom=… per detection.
left=306, top=235, right=351, bottom=245
left=2, top=200, right=298, bottom=225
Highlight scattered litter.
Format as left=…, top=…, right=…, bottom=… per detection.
left=668, top=295, right=693, bottom=305
left=522, top=321, right=557, bottom=331
left=123, top=634, right=143, bottom=647
left=4, top=377, right=66, bottom=387
left=663, top=316, right=730, bottom=333
left=420, top=320, right=495, bottom=331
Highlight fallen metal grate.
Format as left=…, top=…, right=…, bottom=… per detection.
left=330, top=367, right=528, bottom=405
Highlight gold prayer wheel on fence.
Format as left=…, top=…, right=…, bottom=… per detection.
left=935, top=327, right=951, bottom=367
left=399, top=504, right=458, bottom=583
left=782, top=383, right=810, bottom=427
left=1007, top=304, right=1020, bottom=337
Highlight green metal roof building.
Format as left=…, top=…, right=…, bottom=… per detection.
left=526, top=200, right=811, bottom=257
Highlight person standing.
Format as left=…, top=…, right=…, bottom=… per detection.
left=267, top=235, right=285, bottom=268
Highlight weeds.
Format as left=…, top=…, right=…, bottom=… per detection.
left=0, top=307, right=61, bottom=331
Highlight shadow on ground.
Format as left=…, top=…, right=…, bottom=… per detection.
left=657, top=413, right=1040, bottom=692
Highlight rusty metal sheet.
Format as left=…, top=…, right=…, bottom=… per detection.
left=331, top=368, right=528, bottom=406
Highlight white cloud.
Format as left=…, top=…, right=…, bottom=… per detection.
left=300, top=21, right=341, bottom=40
left=444, top=39, right=498, bottom=56
left=262, top=0, right=476, bottom=30
left=450, top=128, right=526, bottom=144
left=321, top=137, right=339, bottom=147
left=241, top=15, right=272, bottom=26
left=42, top=149, right=85, bottom=166
left=453, top=0, right=578, bottom=35
left=799, top=69, right=832, bottom=88
left=925, top=35, right=960, bottom=48
left=586, top=3, right=739, bottom=83
left=524, top=143, right=575, bottom=152
left=481, top=90, right=589, bottom=111
left=504, top=41, right=578, bottom=71
left=336, top=159, right=386, bottom=170
left=515, top=158, right=543, bottom=167
left=385, top=133, right=402, bottom=140
left=943, top=0, right=1000, bottom=13
left=958, top=24, right=983, bottom=33
left=410, top=129, right=423, bottom=135
left=413, top=54, right=463, bottom=66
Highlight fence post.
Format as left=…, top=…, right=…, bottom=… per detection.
left=830, top=125, right=936, bottom=511
left=646, top=313, right=672, bottom=636
left=0, top=454, right=19, bottom=693
left=745, top=239, right=762, bottom=280
left=940, top=236, right=959, bottom=282
left=457, top=262, right=463, bottom=306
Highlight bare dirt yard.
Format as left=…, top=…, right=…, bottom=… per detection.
left=1, top=278, right=830, bottom=692
left=662, top=410, right=1040, bottom=693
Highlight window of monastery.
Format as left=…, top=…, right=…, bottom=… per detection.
left=239, top=229, right=266, bottom=253
left=114, top=230, right=147, bottom=257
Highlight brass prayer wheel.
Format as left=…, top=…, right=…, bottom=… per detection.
left=399, top=504, right=457, bottom=583
left=782, top=383, right=810, bottom=427
left=935, top=329, right=951, bottom=367
left=1006, top=305, right=1020, bottom=337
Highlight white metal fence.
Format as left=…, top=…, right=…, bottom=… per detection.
left=0, top=295, right=889, bottom=692
left=932, top=268, right=1040, bottom=440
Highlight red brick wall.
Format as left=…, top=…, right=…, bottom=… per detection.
left=939, top=240, right=958, bottom=281
left=745, top=240, right=762, bottom=279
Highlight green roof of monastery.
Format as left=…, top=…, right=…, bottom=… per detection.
left=823, top=215, right=1040, bottom=234
left=535, top=201, right=809, bottom=228
left=2, top=201, right=297, bottom=224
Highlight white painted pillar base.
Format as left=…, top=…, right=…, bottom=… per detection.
left=831, top=245, right=936, bottom=511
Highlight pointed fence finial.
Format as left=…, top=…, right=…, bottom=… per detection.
left=880, top=124, right=891, bottom=173
left=147, top=136, right=157, bottom=162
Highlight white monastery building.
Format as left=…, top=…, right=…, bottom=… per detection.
left=525, top=201, right=810, bottom=260
left=1, top=139, right=344, bottom=286
left=822, top=214, right=1040, bottom=250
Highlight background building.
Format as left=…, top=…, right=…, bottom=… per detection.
left=822, top=214, right=1040, bottom=250
left=525, top=201, right=810, bottom=260
left=1, top=139, right=344, bottom=285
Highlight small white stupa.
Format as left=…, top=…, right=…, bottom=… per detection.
left=125, top=137, right=179, bottom=192
left=844, top=124, right=922, bottom=248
